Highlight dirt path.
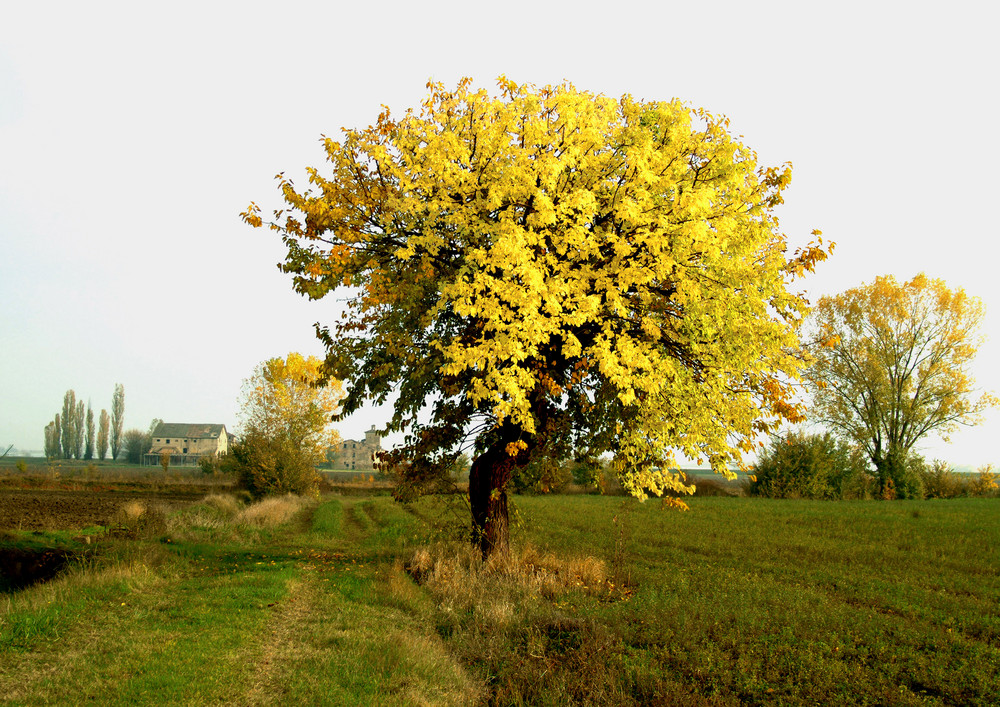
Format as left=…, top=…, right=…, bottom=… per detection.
left=241, top=575, right=320, bottom=706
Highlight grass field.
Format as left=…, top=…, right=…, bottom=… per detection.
left=1, top=493, right=998, bottom=705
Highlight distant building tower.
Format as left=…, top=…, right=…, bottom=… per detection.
left=335, top=425, right=384, bottom=471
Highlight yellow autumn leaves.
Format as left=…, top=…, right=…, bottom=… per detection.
left=246, top=77, right=830, bottom=500
left=807, top=274, right=995, bottom=468
left=239, top=353, right=344, bottom=466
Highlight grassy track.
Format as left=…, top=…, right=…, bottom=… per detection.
left=0, top=497, right=478, bottom=705
left=1, top=494, right=998, bottom=705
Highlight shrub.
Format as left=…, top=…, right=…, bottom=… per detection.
left=917, top=461, right=999, bottom=499
left=198, top=455, right=221, bottom=475
left=121, top=429, right=152, bottom=465
left=568, top=459, right=603, bottom=488
left=748, top=431, right=870, bottom=499
left=917, top=459, right=964, bottom=499
left=969, top=464, right=999, bottom=497
left=222, top=431, right=321, bottom=499
left=880, top=452, right=927, bottom=500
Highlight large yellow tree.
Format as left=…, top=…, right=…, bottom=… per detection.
left=239, top=352, right=343, bottom=460
left=244, top=78, right=828, bottom=556
left=234, top=353, right=343, bottom=497
left=807, top=274, right=994, bottom=497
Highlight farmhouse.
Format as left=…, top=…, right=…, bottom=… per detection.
left=333, top=425, right=383, bottom=471
left=144, top=422, right=229, bottom=466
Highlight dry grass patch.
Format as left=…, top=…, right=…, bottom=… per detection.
left=108, top=500, right=168, bottom=539
left=404, top=542, right=630, bottom=705
left=164, top=493, right=309, bottom=539
left=408, top=542, right=610, bottom=601
left=406, top=541, right=618, bottom=633
left=165, top=493, right=246, bottom=535
left=236, top=495, right=310, bottom=528
left=202, top=493, right=242, bottom=517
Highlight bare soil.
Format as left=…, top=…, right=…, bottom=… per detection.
left=0, top=488, right=205, bottom=531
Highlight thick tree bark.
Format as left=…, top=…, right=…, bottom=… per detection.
left=468, top=432, right=530, bottom=560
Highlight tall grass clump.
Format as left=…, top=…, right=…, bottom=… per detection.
left=202, top=493, right=242, bottom=517
left=235, top=494, right=309, bottom=528
left=165, top=494, right=246, bottom=538
left=108, top=500, right=168, bottom=539
left=405, top=542, right=634, bottom=704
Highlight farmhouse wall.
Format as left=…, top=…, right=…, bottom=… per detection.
left=146, top=422, right=229, bottom=466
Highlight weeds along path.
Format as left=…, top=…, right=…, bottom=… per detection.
left=0, top=495, right=479, bottom=706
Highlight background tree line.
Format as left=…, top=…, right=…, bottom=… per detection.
left=749, top=274, right=997, bottom=500
left=43, top=384, right=124, bottom=461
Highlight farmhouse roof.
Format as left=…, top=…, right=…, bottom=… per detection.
left=151, top=423, right=227, bottom=439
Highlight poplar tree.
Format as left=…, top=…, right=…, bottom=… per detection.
left=85, top=402, right=95, bottom=460
left=74, top=400, right=85, bottom=459
left=60, top=390, right=76, bottom=460
left=110, top=383, right=125, bottom=461
left=52, top=414, right=63, bottom=459
left=97, top=409, right=110, bottom=461
left=44, top=419, right=61, bottom=459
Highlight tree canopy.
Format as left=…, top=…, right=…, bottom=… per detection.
left=806, top=273, right=994, bottom=496
left=229, top=353, right=344, bottom=498
left=244, top=78, right=829, bottom=556
left=237, top=352, right=344, bottom=464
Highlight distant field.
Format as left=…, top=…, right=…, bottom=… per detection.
left=1, top=491, right=997, bottom=705
left=0, top=458, right=208, bottom=475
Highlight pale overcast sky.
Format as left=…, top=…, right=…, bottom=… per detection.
left=2, top=1, right=998, bottom=467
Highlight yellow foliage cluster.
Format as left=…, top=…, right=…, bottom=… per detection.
left=808, top=274, right=994, bottom=477
left=238, top=352, right=344, bottom=466
left=245, top=78, right=828, bottom=499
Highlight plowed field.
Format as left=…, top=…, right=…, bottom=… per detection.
left=0, top=489, right=203, bottom=530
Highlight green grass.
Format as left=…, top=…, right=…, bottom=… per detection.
left=1, top=493, right=998, bottom=705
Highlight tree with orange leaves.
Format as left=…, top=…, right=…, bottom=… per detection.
left=244, top=78, right=829, bottom=557
left=807, top=274, right=994, bottom=498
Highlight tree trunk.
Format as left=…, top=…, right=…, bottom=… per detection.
left=468, top=433, right=530, bottom=560
left=873, top=447, right=907, bottom=499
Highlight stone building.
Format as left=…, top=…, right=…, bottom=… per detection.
left=333, top=425, right=383, bottom=470
left=145, top=422, right=229, bottom=466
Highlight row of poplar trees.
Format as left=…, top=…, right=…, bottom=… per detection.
left=43, top=384, right=125, bottom=461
